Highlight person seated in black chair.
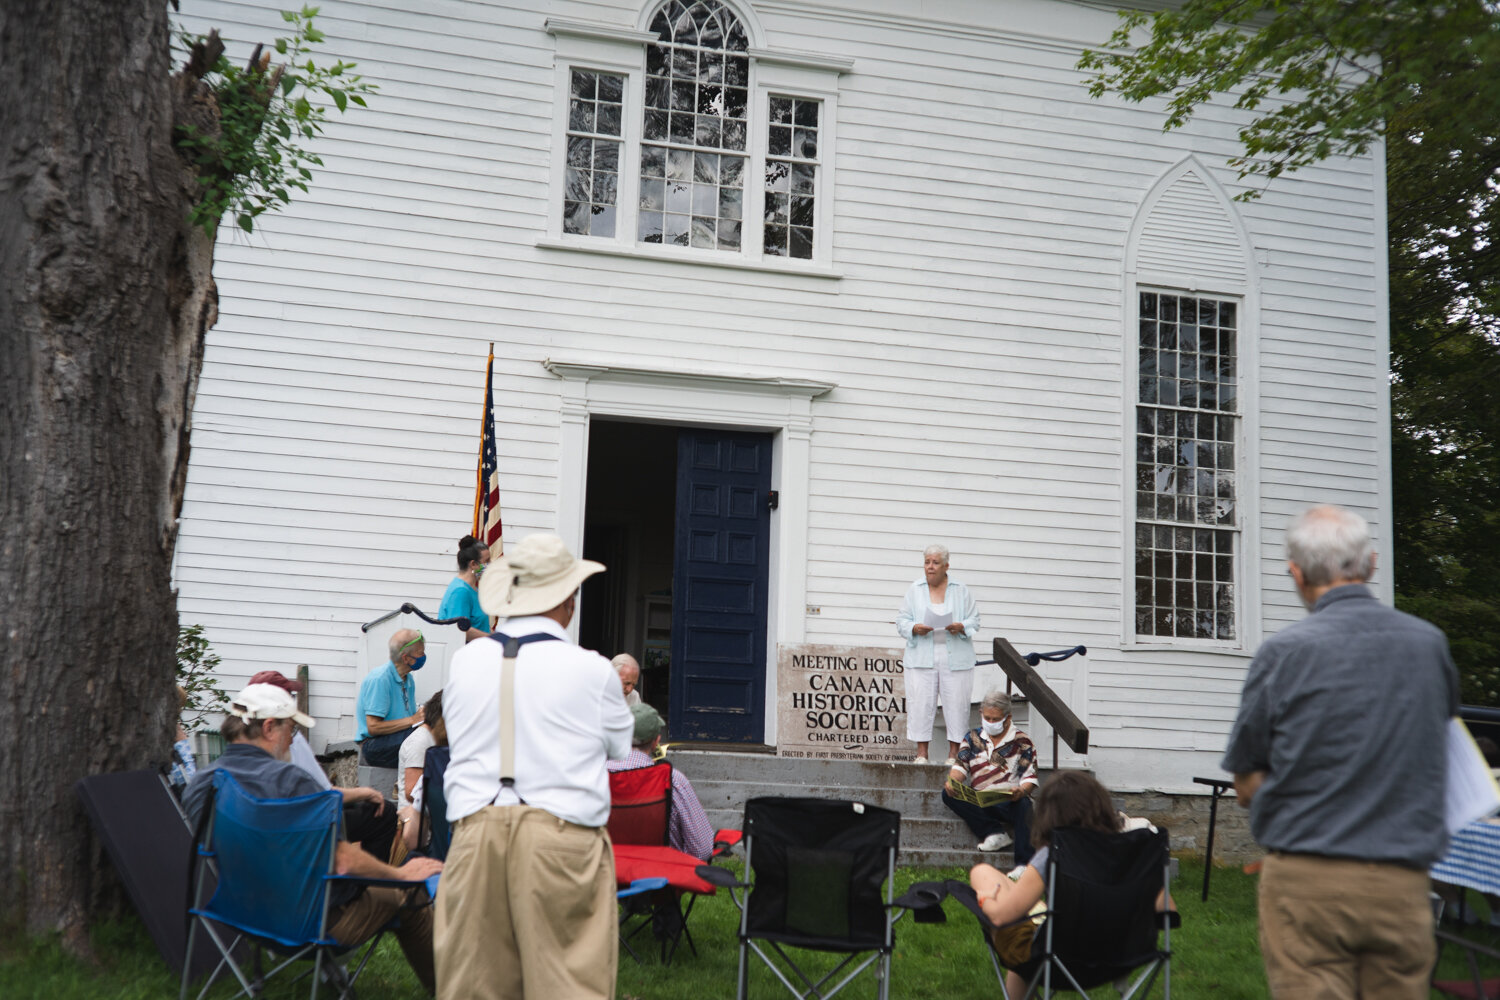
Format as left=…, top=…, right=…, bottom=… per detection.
left=183, top=683, right=443, bottom=994
left=968, top=771, right=1168, bottom=997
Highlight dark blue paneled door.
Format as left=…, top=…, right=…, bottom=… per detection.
left=670, top=428, right=772, bottom=742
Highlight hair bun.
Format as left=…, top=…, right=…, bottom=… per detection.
left=459, top=535, right=480, bottom=547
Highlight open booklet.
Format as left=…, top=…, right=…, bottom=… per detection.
left=945, top=777, right=1017, bottom=809
left=1447, top=717, right=1500, bottom=833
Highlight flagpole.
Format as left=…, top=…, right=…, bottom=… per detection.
left=472, top=343, right=494, bottom=537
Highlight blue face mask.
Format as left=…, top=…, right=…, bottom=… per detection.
left=409, top=654, right=427, bottom=671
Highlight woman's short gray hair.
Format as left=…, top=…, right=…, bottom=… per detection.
left=1286, top=505, right=1374, bottom=587
left=923, top=543, right=950, bottom=563
left=980, top=689, right=1011, bottom=715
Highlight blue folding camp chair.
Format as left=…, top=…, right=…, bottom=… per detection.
left=181, top=768, right=424, bottom=1000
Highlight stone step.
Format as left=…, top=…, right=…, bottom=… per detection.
left=670, top=749, right=1055, bottom=869
left=357, top=764, right=400, bottom=798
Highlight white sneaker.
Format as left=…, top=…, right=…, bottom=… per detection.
left=912, top=755, right=929, bottom=764
left=943, top=757, right=957, bottom=766
left=978, top=832, right=1012, bottom=852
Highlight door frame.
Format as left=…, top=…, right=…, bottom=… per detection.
left=544, top=358, right=835, bottom=746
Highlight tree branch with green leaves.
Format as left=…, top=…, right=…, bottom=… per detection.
left=1077, top=0, right=1496, bottom=198
left=175, top=5, right=376, bottom=235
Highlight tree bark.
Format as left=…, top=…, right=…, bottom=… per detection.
left=0, top=0, right=217, bottom=948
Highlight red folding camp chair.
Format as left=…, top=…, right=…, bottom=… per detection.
left=608, top=761, right=740, bottom=962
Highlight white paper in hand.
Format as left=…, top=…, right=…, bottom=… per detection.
left=1446, top=717, right=1500, bottom=834
left=922, top=608, right=953, bottom=629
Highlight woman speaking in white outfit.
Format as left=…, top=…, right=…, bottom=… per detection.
left=896, top=544, right=980, bottom=764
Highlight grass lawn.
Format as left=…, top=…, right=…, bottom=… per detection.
left=4, top=857, right=1494, bottom=998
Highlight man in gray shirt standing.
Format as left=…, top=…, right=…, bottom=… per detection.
left=1223, top=504, right=1458, bottom=999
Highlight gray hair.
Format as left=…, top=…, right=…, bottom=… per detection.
left=923, top=543, right=950, bottom=563
left=1286, top=505, right=1374, bottom=587
left=387, top=628, right=420, bottom=662
left=980, top=689, right=1012, bottom=716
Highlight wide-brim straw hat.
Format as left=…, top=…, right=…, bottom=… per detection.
left=479, top=532, right=604, bottom=618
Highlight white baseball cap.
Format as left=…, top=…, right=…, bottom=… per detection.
left=228, top=683, right=316, bottom=729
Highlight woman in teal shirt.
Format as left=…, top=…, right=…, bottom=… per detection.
left=439, top=535, right=492, bottom=641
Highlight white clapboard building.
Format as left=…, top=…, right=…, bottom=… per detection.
left=172, top=0, right=1391, bottom=794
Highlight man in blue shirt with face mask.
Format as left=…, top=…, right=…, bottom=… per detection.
left=357, top=628, right=427, bottom=768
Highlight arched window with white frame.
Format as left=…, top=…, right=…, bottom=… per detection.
left=639, top=1, right=751, bottom=250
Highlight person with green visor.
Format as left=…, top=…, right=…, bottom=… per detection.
left=356, top=628, right=427, bottom=768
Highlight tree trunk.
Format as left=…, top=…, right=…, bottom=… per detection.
left=0, top=0, right=217, bottom=949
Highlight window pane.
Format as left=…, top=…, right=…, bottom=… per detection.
left=790, top=227, right=813, bottom=259
left=563, top=201, right=587, bottom=234
left=597, top=103, right=622, bottom=137
left=719, top=187, right=742, bottom=221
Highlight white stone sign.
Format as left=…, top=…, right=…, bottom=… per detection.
left=776, top=643, right=914, bottom=762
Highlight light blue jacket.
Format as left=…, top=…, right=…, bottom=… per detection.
left=896, top=578, right=980, bottom=670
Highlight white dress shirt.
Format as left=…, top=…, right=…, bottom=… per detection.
left=443, top=615, right=634, bottom=828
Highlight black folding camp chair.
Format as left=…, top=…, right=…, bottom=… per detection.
left=969, top=826, right=1178, bottom=999
left=698, top=796, right=906, bottom=1000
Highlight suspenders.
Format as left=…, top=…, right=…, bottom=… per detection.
left=487, top=632, right=559, bottom=803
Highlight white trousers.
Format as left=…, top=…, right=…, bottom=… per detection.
left=905, top=663, right=973, bottom=744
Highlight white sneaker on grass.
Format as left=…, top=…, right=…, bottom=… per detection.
left=978, top=832, right=1012, bottom=852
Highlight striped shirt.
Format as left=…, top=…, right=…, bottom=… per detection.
left=952, top=722, right=1038, bottom=793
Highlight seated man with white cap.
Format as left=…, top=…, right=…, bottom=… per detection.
left=183, top=683, right=443, bottom=995
left=247, top=668, right=398, bottom=862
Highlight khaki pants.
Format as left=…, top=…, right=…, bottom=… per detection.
left=434, top=805, right=617, bottom=1000
left=327, top=885, right=435, bottom=994
left=1258, top=852, right=1433, bottom=999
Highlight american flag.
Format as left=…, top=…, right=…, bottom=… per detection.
left=473, top=346, right=503, bottom=553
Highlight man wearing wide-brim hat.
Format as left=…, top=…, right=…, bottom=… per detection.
left=434, top=533, right=634, bottom=1000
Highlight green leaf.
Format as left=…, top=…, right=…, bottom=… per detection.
left=237, top=213, right=254, bottom=233
left=350, top=94, right=366, bottom=107
left=332, top=89, right=347, bottom=112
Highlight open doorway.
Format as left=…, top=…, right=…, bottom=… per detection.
left=580, top=420, right=677, bottom=719
left=581, top=419, right=774, bottom=743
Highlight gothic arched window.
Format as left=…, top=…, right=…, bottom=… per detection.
left=639, top=2, right=751, bottom=250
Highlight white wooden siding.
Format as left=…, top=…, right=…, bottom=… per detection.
left=172, top=0, right=1390, bottom=790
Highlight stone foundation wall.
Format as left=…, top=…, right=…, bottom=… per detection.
left=1115, top=789, right=1257, bottom=864
left=320, top=740, right=360, bottom=787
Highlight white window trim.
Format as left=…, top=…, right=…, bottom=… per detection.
left=543, top=356, right=836, bottom=747
left=542, top=14, right=850, bottom=274
left=1119, top=161, right=1262, bottom=654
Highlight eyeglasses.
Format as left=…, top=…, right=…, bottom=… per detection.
left=399, top=633, right=425, bottom=655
